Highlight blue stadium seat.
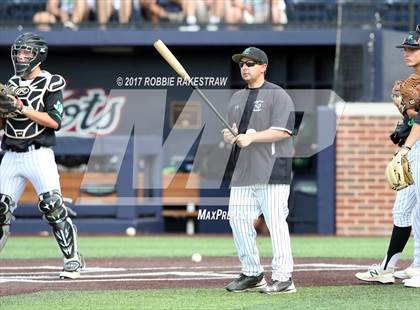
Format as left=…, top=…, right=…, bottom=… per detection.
left=286, top=0, right=336, bottom=28
left=0, top=0, right=46, bottom=25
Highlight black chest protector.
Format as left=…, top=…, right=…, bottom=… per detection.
left=5, top=71, right=65, bottom=139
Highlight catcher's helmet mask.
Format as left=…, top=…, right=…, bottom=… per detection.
left=11, top=33, right=48, bottom=77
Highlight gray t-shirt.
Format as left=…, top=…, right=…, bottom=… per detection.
left=227, top=81, right=295, bottom=186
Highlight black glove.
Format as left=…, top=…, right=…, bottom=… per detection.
left=390, top=115, right=413, bottom=147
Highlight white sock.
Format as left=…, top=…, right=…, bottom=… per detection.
left=381, top=253, right=401, bottom=269
left=209, top=15, right=220, bottom=24
left=186, top=15, right=197, bottom=25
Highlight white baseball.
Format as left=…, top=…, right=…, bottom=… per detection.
left=125, top=227, right=136, bottom=236
left=39, top=230, right=49, bottom=237
left=191, top=253, right=202, bottom=263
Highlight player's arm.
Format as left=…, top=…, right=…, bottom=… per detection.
left=22, top=90, right=63, bottom=130
left=244, top=129, right=290, bottom=143
left=28, top=74, right=66, bottom=130
left=398, top=110, right=420, bottom=156
left=233, top=128, right=290, bottom=148
left=0, top=117, right=4, bottom=130
left=404, top=123, right=420, bottom=148
left=3, top=95, right=58, bottom=128
left=401, top=110, right=420, bottom=149
left=22, top=108, right=60, bottom=129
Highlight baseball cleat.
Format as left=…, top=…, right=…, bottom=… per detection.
left=225, top=273, right=267, bottom=292
left=59, top=253, right=84, bottom=280
left=59, top=270, right=80, bottom=280
left=260, top=278, right=296, bottom=294
left=394, top=265, right=420, bottom=279
left=355, top=265, right=395, bottom=284
left=403, top=274, right=420, bottom=288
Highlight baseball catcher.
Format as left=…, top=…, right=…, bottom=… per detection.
left=0, top=33, right=83, bottom=280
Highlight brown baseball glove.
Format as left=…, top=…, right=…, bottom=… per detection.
left=385, top=152, right=414, bottom=191
left=391, top=74, right=420, bottom=115
left=0, top=83, right=22, bottom=118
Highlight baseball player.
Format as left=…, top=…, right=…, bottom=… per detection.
left=222, top=47, right=296, bottom=294
left=0, top=33, right=83, bottom=279
left=356, top=27, right=420, bottom=288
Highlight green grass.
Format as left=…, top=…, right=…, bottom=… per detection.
left=0, top=286, right=418, bottom=310
left=0, top=236, right=417, bottom=309
left=0, top=235, right=414, bottom=260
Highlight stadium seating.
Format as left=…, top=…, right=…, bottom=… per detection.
left=0, top=0, right=419, bottom=31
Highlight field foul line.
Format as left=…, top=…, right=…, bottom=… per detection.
left=0, top=271, right=233, bottom=280
left=0, top=263, right=370, bottom=272
left=218, top=268, right=369, bottom=274
left=0, top=263, right=373, bottom=283
left=0, top=266, right=125, bottom=272
left=0, top=267, right=367, bottom=281
left=0, top=263, right=371, bottom=277
left=0, top=276, right=234, bottom=284
left=0, top=266, right=371, bottom=277
left=0, top=266, right=368, bottom=279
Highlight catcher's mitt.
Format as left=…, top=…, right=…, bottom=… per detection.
left=385, top=152, right=414, bottom=191
left=389, top=115, right=414, bottom=146
left=391, top=74, right=420, bottom=115
left=0, top=83, right=21, bottom=118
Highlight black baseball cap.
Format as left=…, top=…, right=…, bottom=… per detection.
left=396, top=25, right=420, bottom=49
left=232, top=47, right=268, bottom=65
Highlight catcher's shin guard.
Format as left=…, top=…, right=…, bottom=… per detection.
left=38, top=190, right=80, bottom=260
left=0, top=194, right=15, bottom=252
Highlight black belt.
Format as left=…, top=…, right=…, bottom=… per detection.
left=7, top=144, right=43, bottom=153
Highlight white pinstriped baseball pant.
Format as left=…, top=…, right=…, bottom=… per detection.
left=394, top=141, right=420, bottom=267
left=0, top=147, right=61, bottom=201
left=228, top=184, right=294, bottom=281
left=392, top=140, right=419, bottom=227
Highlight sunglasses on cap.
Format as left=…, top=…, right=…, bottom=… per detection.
left=239, top=60, right=263, bottom=68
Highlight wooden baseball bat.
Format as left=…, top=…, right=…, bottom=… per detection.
left=153, top=40, right=236, bottom=136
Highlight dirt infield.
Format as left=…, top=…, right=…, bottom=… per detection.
left=0, top=257, right=411, bottom=296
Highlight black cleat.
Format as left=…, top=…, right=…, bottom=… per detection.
left=225, top=273, right=267, bottom=292
left=260, top=278, right=296, bottom=294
